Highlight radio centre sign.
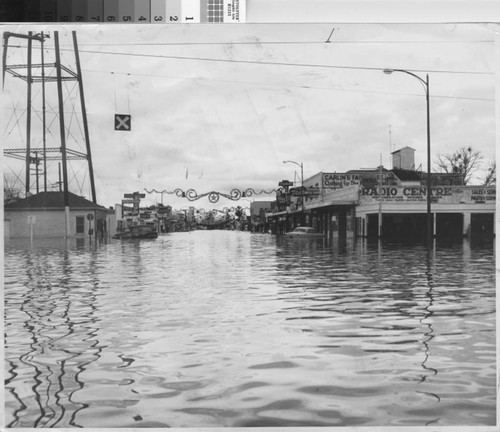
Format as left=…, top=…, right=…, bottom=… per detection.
left=362, top=186, right=450, bottom=201
left=360, top=186, right=496, bottom=204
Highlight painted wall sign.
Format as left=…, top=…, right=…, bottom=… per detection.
left=471, top=188, right=496, bottom=202
left=323, top=173, right=362, bottom=189
left=360, top=186, right=496, bottom=204
left=289, top=186, right=320, bottom=197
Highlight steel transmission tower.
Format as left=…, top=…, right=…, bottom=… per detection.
left=2, top=30, right=97, bottom=204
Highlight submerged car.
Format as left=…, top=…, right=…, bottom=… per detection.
left=285, top=226, right=325, bottom=238
left=113, top=225, right=158, bottom=239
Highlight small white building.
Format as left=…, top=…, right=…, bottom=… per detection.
left=4, top=191, right=112, bottom=240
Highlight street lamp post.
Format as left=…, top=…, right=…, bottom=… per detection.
left=383, top=68, right=432, bottom=248
left=283, top=160, right=304, bottom=223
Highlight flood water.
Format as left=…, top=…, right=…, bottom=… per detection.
left=4, top=231, right=496, bottom=428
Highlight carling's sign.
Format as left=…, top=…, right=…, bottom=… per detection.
left=323, top=173, right=362, bottom=189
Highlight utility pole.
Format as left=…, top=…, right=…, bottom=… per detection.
left=73, top=31, right=97, bottom=203
left=58, top=162, right=62, bottom=191
left=41, top=31, right=47, bottom=192
left=378, top=154, right=383, bottom=238
left=35, top=152, right=40, bottom=193
left=54, top=31, right=71, bottom=237
left=384, top=69, right=432, bottom=248
left=25, top=31, right=32, bottom=196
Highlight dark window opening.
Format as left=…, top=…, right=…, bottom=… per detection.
left=76, top=216, right=85, bottom=234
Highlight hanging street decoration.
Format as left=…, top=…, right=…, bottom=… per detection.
left=194, top=207, right=249, bottom=215
left=115, top=114, right=131, bottom=131
left=144, top=187, right=277, bottom=203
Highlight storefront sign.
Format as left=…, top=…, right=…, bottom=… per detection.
left=278, top=180, right=293, bottom=192
left=471, top=188, right=496, bottom=202
left=157, top=205, right=171, bottom=215
left=360, top=186, right=496, bottom=204
left=361, top=186, right=450, bottom=201
left=276, top=194, right=291, bottom=211
left=323, top=173, right=362, bottom=189
left=322, top=184, right=360, bottom=202
left=289, top=186, right=320, bottom=197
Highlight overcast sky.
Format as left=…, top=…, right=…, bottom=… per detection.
left=2, top=22, right=496, bottom=210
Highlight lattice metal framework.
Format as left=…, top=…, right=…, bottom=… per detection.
left=2, top=30, right=96, bottom=203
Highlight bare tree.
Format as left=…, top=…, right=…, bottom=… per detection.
left=483, top=160, right=496, bottom=186
left=3, top=174, right=23, bottom=205
left=435, top=146, right=483, bottom=185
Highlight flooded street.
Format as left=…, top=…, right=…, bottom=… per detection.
left=4, top=231, right=496, bottom=428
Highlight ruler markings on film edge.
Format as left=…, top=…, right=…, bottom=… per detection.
left=71, top=0, right=88, bottom=22
left=165, top=0, right=181, bottom=23
left=37, top=0, right=245, bottom=23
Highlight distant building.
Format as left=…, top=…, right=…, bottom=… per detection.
left=4, top=191, right=111, bottom=239
left=249, top=201, right=273, bottom=232
left=392, top=146, right=416, bottom=170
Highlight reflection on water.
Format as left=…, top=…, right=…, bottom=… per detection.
left=4, top=241, right=104, bottom=427
left=4, top=232, right=496, bottom=427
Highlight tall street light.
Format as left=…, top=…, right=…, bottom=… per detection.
left=383, top=68, right=432, bottom=248
left=283, top=160, right=304, bottom=222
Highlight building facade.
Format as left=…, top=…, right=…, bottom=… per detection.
left=4, top=192, right=112, bottom=240
left=267, top=148, right=495, bottom=241
left=249, top=201, right=273, bottom=232
left=356, top=184, right=495, bottom=239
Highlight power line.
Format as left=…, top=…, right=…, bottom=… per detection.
left=57, top=39, right=493, bottom=47
left=78, top=68, right=494, bottom=102
left=2, top=66, right=492, bottom=104
left=59, top=48, right=492, bottom=76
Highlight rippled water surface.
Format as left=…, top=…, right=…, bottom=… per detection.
left=4, top=231, right=496, bottom=427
